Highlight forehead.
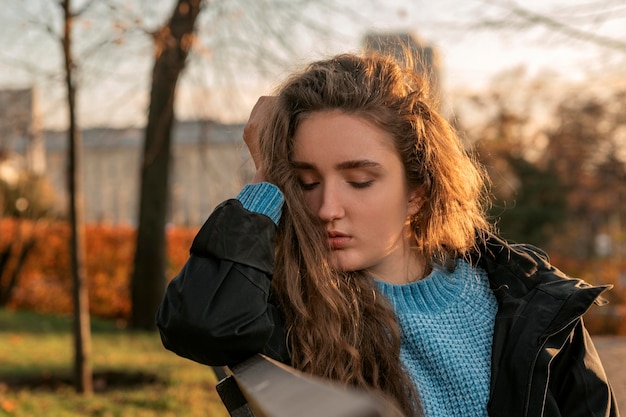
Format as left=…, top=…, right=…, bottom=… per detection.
left=292, top=110, right=398, bottom=162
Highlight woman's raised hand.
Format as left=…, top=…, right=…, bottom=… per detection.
left=243, top=96, right=276, bottom=183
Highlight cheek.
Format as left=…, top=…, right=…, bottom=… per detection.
left=362, top=196, right=407, bottom=232
left=301, top=192, right=320, bottom=214
left=375, top=184, right=413, bottom=219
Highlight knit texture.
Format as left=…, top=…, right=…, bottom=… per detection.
left=376, top=260, right=497, bottom=417
left=236, top=182, right=284, bottom=225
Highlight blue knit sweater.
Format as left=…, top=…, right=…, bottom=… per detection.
left=377, top=261, right=498, bottom=417
left=236, top=182, right=283, bottom=225
left=237, top=183, right=499, bottom=416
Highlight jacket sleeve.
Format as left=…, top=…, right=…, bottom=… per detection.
left=548, top=320, right=619, bottom=417
left=156, top=199, right=290, bottom=367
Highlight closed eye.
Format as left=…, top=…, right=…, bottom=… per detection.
left=299, top=181, right=319, bottom=191
left=350, top=180, right=374, bottom=189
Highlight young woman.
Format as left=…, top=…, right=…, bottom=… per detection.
left=156, top=53, right=618, bottom=417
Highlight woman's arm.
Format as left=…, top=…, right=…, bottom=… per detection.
left=156, top=191, right=289, bottom=367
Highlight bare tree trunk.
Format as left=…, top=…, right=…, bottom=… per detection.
left=0, top=231, right=36, bottom=306
left=131, top=0, right=201, bottom=330
left=62, top=0, right=92, bottom=394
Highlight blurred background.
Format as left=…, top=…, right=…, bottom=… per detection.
left=0, top=0, right=625, bottom=415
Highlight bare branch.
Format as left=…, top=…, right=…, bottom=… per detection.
left=0, top=53, right=62, bottom=82
left=506, top=2, right=626, bottom=53
left=74, top=0, right=99, bottom=17
left=474, top=0, right=626, bottom=53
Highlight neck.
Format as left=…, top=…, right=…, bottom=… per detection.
left=370, top=251, right=428, bottom=285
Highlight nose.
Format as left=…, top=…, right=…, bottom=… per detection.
left=317, top=183, right=345, bottom=222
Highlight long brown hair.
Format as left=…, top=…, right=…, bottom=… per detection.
left=259, top=53, right=491, bottom=416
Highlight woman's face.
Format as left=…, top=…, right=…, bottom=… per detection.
left=292, top=110, right=424, bottom=284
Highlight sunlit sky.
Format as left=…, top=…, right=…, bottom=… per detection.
left=0, top=0, right=624, bottom=129
left=336, top=0, right=625, bottom=87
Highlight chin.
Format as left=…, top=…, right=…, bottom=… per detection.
left=330, top=254, right=365, bottom=274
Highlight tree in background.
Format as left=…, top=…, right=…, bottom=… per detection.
left=131, top=0, right=201, bottom=330
left=477, top=142, right=567, bottom=247
left=455, top=70, right=626, bottom=263
left=455, top=69, right=568, bottom=246
left=60, top=0, right=93, bottom=394
left=543, top=87, right=626, bottom=259
left=0, top=0, right=129, bottom=392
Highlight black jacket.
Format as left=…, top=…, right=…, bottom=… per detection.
left=156, top=199, right=619, bottom=417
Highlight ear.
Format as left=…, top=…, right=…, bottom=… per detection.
left=407, top=187, right=425, bottom=217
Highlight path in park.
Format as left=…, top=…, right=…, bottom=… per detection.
left=595, top=336, right=626, bottom=413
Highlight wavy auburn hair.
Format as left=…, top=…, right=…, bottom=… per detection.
left=258, top=53, right=491, bottom=416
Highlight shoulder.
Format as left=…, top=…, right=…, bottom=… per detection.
left=472, top=232, right=611, bottom=304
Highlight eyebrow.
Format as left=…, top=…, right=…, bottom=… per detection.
left=291, top=159, right=382, bottom=170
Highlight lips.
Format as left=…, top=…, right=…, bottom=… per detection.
left=327, top=231, right=350, bottom=249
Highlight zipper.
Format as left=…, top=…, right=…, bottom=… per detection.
left=522, top=316, right=581, bottom=416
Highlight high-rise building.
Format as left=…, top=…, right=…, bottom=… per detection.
left=362, top=31, right=441, bottom=104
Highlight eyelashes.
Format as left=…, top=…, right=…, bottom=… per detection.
left=298, top=180, right=374, bottom=191
left=299, top=181, right=318, bottom=191
left=351, top=180, right=374, bottom=189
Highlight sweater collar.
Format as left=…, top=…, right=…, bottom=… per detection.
left=375, top=260, right=473, bottom=314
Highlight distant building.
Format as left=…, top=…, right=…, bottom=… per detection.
left=362, top=31, right=442, bottom=104
left=42, top=120, right=251, bottom=226
left=0, top=88, right=45, bottom=175
left=1, top=88, right=252, bottom=226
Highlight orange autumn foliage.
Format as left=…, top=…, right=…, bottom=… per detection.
left=0, top=218, right=196, bottom=320
left=1, top=218, right=625, bottom=334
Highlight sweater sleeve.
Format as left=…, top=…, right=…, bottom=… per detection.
left=236, top=182, right=283, bottom=225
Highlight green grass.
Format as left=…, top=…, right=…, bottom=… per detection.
left=0, top=309, right=229, bottom=417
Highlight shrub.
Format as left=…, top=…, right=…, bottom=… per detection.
left=0, top=218, right=196, bottom=320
